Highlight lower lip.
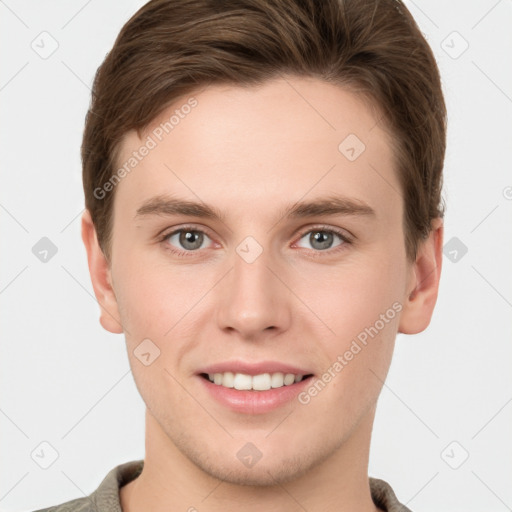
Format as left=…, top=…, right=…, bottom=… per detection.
left=198, top=375, right=313, bottom=414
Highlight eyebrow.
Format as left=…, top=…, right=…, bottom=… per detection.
left=134, top=194, right=376, bottom=223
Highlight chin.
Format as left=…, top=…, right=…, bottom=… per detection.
left=195, top=454, right=316, bottom=487
left=175, top=432, right=334, bottom=487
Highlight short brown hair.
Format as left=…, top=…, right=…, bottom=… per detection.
left=82, top=0, right=447, bottom=263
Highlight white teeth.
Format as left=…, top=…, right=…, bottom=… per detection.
left=222, top=371, right=234, bottom=388
left=206, top=371, right=307, bottom=390
left=271, top=372, right=284, bottom=388
left=252, top=373, right=271, bottom=391
left=233, top=373, right=252, bottom=390
left=283, top=373, right=295, bottom=385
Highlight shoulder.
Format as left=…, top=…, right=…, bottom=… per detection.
left=31, top=497, right=95, bottom=512
left=369, top=477, right=413, bottom=512
left=30, top=460, right=144, bottom=512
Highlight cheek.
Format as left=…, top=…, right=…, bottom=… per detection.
left=293, top=251, right=405, bottom=341
left=294, top=249, right=405, bottom=407
left=114, top=270, right=168, bottom=335
left=112, top=255, right=218, bottom=350
left=300, top=275, right=399, bottom=426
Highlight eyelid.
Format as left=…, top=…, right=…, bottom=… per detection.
left=292, top=224, right=354, bottom=244
left=158, top=223, right=214, bottom=239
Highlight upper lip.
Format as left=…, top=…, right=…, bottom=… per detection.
left=198, top=360, right=313, bottom=376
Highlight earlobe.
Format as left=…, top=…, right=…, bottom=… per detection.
left=81, top=209, right=124, bottom=334
left=398, top=218, right=444, bottom=335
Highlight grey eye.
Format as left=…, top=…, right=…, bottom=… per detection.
left=296, top=230, right=344, bottom=251
left=167, top=229, right=209, bottom=251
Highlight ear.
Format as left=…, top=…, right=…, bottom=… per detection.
left=398, top=217, right=443, bottom=334
left=81, top=209, right=124, bottom=334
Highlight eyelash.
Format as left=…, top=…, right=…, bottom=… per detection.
left=158, top=224, right=353, bottom=258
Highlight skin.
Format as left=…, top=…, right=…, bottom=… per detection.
left=82, top=76, right=443, bottom=512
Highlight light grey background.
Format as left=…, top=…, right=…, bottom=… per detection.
left=1, top=1, right=511, bottom=511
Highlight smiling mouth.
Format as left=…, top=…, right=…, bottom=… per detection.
left=200, top=372, right=314, bottom=391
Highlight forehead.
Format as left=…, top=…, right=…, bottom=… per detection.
left=113, top=76, right=400, bottom=221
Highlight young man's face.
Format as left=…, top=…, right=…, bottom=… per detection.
left=83, top=76, right=441, bottom=486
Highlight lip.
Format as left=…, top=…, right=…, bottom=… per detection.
left=198, top=374, right=313, bottom=414
left=196, top=360, right=314, bottom=414
left=198, top=360, right=312, bottom=376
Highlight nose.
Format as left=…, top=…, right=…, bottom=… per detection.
left=215, top=242, right=292, bottom=341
